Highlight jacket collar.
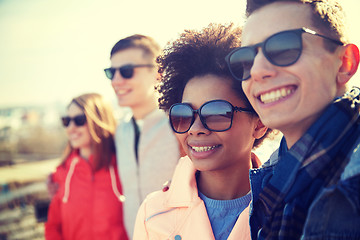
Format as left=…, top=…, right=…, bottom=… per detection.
left=164, top=156, right=200, bottom=208
left=164, top=153, right=262, bottom=208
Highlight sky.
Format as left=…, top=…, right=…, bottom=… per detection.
left=0, top=0, right=359, bottom=108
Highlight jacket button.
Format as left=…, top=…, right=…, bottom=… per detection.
left=174, top=235, right=181, bottom=240
left=162, top=180, right=171, bottom=192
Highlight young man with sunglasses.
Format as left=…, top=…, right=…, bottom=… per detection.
left=105, top=35, right=180, bottom=238
left=226, top=0, right=360, bottom=239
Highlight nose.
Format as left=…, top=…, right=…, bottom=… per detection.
left=111, top=70, right=126, bottom=85
left=65, top=121, right=76, bottom=132
left=188, top=115, right=210, bottom=136
left=250, top=48, right=277, bottom=81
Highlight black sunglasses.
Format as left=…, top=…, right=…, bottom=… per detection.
left=169, top=99, right=254, bottom=134
left=225, top=27, right=343, bottom=81
left=104, top=64, right=154, bottom=80
left=61, top=114, right=87, bottom=127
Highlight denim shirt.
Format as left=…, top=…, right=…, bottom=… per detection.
left=249, top=137, right=360, bottom=240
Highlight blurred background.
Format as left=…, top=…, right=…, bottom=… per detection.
left=0, top=0, right=359, bottom=239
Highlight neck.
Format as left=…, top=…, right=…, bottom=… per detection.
left=80, top=147, right=92, bottom=160
left=282, top=108, right=328, bottom=149
left=283, top=91, right=348, bottom=149
left=197, top=162, right=251, bottom=200
left=282, top=125, right=311, bottom=149
left=131, top=98, right=158, bottom=120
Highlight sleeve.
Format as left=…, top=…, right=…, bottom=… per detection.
left=133, top=200, right=149, bottom=240
left=44, top=194, right=63, bottom=240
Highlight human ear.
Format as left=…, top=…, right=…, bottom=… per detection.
left=337, top=44, right=360, bottom=85
left=253, top=118, right=268, bottom=139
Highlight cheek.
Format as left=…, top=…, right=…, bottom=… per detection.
left=84, top=127, right=92, bottom=141
left=176, top=134, right=188, bottom=151
left=241, top=82, right=253, bottom=102
left=295, top=58, right=338, bottom=97
left=65, top=127, right=74, bottom=138
left=297, top=49, right=338, bottom=81
left=141, top=78, right=157, bottom=93
left=132, top=78, right=147, bottom=92
left=228, top=118, right=255, bottom=148
left=111, top=81, right=119, bottom=91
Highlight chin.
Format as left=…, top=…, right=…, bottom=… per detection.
left=191, top=158, right=218, bottom=171
left=70, top=141, right=83, bottom=149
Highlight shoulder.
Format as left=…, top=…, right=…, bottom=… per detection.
left=137, top=189, right=174, bottom=225
left=142, top=109, right=170, bottom=129
left=143, top=189, right=168, bottom=206
left=141, top=156, right=193, bottom=209
left=115, top=112, right=133, bottom=139
left=116, top=111, right=133, bottom=127
left=304, top=174, right=360, bottom=239
left=342, top=136, right=360, bottom=180
left=134, top=188, right=179, bottom=240
left=261, top=148, right=279, bottom=168
left=52, top=153, right=78, bottom=182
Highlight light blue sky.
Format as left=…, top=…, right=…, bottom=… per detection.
left=0, top=0, right=359, bottom=107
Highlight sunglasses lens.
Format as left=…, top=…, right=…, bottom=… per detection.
left=228, top=30, right=302, bottom=81
left=265, top=31, right=301, bottom=66
left=61, top=115, right=86, bottom=127
left=104, top=68, right=115, bottom=80
left=120, top=66, right=134, bottom=79
left=201, top=101, right=233, bottom=131
left=74, top=115, right=87, bottom=126
left=228, top=47, right=255, bottom=81
left=61, top=117, right=70, bottom=127
left=170, top=104, right=193, bottom=133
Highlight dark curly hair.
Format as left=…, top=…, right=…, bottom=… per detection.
left=157, top=23, right=244, bottom=110
left=157, top=23, right=273, bottom=149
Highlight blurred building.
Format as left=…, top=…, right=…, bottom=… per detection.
left=0, top=103, right=67, bottom=166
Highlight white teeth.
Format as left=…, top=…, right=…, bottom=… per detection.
left=69, top=133, right=80, bottom=140
left=191, top=145, right=217, bottom=152
left=117, top=89, right=128, bottom=95
left=260, top=88, right=293, bottom=104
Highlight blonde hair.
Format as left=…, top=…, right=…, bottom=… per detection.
left=61, top=93, right=117, bottom=170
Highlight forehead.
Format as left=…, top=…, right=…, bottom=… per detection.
left=68, top=103, right=83, bottom=115
left=110, top=47, right=151, bottom=66
left=242, top=2, right=314, bottom=45
left=182, top=75, right=242, bottom=105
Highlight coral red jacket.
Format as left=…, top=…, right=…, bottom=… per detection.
left=45, top=151, right=128, bottom=240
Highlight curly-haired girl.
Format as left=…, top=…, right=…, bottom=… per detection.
left=134, top=24, right=271, bottom=240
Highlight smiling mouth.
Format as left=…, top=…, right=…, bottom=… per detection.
left=69, top=134, right=81, bottom=141
left=116, top=89, right=131, bottom=95
left=190, top=145, right=220, bottom=152
left=259, top=87, right=295, bottom=104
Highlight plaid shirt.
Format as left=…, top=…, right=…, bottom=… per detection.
left=249, top=88, right=360, bottom=240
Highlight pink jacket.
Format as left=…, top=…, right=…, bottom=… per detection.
left=133, top=154, right=261, bottom=240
